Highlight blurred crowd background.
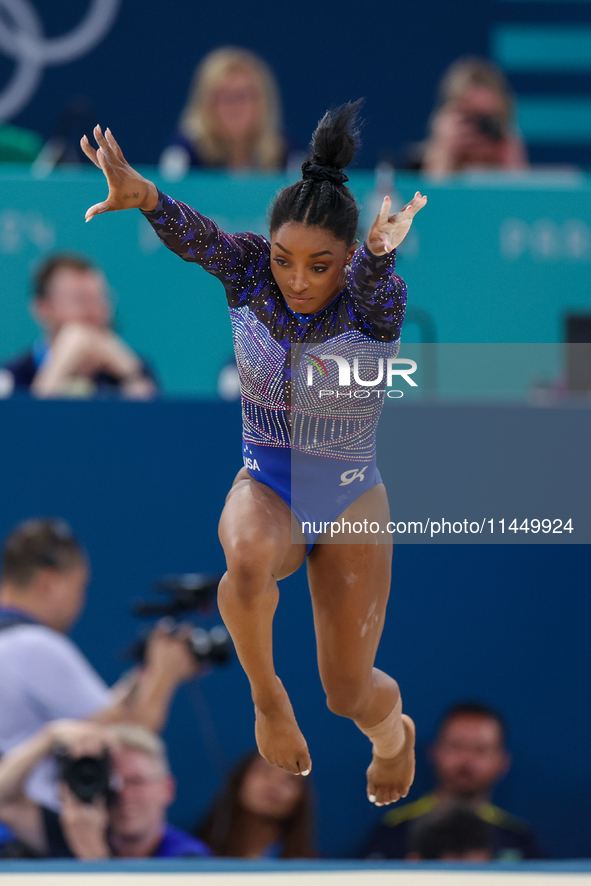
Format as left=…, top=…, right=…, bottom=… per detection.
left=0, top=0, right=589, bottom=866
left=0, top=0, right=590, bottom=399
left=2, top=0, right=589, bottom=169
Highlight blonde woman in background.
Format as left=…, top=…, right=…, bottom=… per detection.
left=419, top=57, right=528, bottom=177
left=160, top=47, right=291, bottom=178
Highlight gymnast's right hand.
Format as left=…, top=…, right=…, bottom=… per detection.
left=80, top=124, right=159, bottom=221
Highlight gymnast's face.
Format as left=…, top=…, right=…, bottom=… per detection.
left=270, top=222, right=356, bottom=315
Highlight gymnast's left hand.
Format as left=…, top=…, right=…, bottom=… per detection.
left=366, top=191, right=427, bottom=255
left=80, top=125, right=159, bottom=221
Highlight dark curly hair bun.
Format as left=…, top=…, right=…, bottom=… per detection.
left=308, top=100, right=363, bottom=174
left=268, top=99, right=364, bottom=245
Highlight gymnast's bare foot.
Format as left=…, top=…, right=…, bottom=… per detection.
left=254, top=677, right=312, bottom=776
left=366, top=714, right=416, bottom=806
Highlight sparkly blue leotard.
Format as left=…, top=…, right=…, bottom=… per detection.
left=143, top=191, right=407, bottom=551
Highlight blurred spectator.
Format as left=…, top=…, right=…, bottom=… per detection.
left=0, top=518, right=198, bottom=810
left=406, top=803, right=494, bottom=861
left=414, top=57, right=528, bottom=177
left=160, top=47, right=293, bottom=178
left=197, top=749, right=315, bottom=858
left=31, top=98, right=98, bottom=176
left=361, top=701, right=543, bottom=860
left=0, top=720, right=212, bottom=858
left=0, top=254, right=157, bottom=399
left=217, top=356, right=241, bottom=401
left=0, top=122, right=42, bottom=164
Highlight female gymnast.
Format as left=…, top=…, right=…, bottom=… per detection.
left=81, top=102, right=426, bottom=807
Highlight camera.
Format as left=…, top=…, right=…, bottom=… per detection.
left=55, top=749, right=115, bottom=804
left=128, top=573, right=233, bottom=667
left=474, top=114, right=504, bottom=143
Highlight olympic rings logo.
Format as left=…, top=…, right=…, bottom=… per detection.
left=0, top=0, right=121, bottom=119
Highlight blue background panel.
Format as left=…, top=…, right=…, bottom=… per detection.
left=492, top=26, right=591, bottom=70
left=516, top=98, right=591, bottom=141
left=0, top=399, right=589, bottom=858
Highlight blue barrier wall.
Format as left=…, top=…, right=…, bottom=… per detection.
left=0, top=398, right=589, bottom=859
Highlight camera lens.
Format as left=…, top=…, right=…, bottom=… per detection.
left=56, top=752, right=111, bottom=803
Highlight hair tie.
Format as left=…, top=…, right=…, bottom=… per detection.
left=301, top=160, right=349, bottom=186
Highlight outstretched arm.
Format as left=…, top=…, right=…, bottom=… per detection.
left=81, top=125, right=159, bottom=218
left=348, top=192, right=427, bottom=340
left=366, top=192, right=427, bottom=256
left=81, top=126, right=269, bottom=294
left=90, top=626, right=199, bottom=732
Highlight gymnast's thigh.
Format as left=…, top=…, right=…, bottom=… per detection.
left=219, top=468, right=307, bottom=580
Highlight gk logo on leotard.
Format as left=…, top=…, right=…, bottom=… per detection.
left=340, top=466, right=367, bottom=486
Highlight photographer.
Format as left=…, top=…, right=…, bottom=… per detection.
left=419, top=57, right=528, bottom=177
left=0, top=720, right=212, bottom=858
left=0, top=518, right=199, bottom=810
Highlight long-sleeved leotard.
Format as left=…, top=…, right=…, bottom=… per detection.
left=142, top=191, right=408, bottom=547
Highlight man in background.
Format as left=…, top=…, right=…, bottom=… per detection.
left=0, top=518, right=198, bottom=810
left=1, top=253, right=156, bottom=398
left=406, top=804, right=494, bottom=862
left=362, top=701, right=543, bottom=860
